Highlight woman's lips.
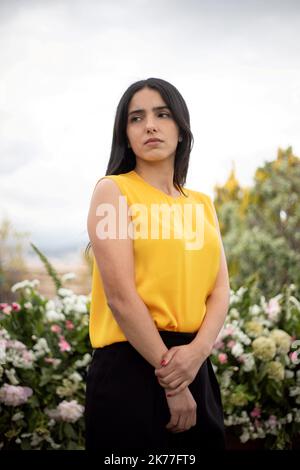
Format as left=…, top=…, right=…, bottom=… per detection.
left=145, top=140, right=163, bottom=146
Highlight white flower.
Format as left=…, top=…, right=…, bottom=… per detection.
left=285, top=370, right=294, bottom=379
left=240, top=430, right=250, bottom=443
left=46, top=310, right=65, bottom=322
left=12, top=411, right=24, bottom=421
left=6, top=346, right=35, bottom=369
left=5, top=368, right=19, bottom=385
left=236, top=287, right=247, bottom=298
left=45, top=300, right=55, bottom=311
left=293, top=409, right=300, bottom=423
left=249, top=304, right=261, bottom=316
left=257, top=428, right=266, bottom=438
left=221, top=370, right=233, bottom=388
left=10, top=279, right=39, bottom=292
left=235, top=330, right=251, bottom=346
left=0, top=340, right=7, bottom=364
left=289, top=386, right=300, bottom=397
left=252, top=336, right=276, bottom=361
left=270, top=329, right=291, bottom=354
left=58, top=288, right=74, bottom=297
left=11, top=280, right=32, bottom=292
left=229, top=308, right=240, bottom=319
left=69, top=372, right=82, bottom=383
left=230, top=293, right=239, bottom=303
left=231, top=342, right=244, bottom=357
left=74, top=353, right=92, bottom=368
left=74, top=302, right=87, bottom=314
left=24, top=302, right=32, bottom=309
left=61, top=273, right=76, bottom=282
left=241, top=353, right=255, bottom=372
left=33, top=338, right=50, bottom=358
left=0, top=328, right=10, bottom=340
left=57, top=400, right=84, bottom=423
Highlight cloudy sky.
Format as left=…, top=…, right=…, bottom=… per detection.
left=1, top=0, right=299, bottom=262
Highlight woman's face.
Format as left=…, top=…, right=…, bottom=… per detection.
left=126, top=87, right=180, bottom=165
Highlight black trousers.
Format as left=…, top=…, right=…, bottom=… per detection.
left=84, top=330, right=226, bottom=450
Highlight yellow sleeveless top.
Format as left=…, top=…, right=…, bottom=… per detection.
left=89, top=170, right=221, bottom=348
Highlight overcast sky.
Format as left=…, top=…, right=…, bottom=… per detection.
left=1, top=0, right=299, bottom=262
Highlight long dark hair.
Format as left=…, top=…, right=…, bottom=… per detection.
left=85, top=77, right=194, bottom=257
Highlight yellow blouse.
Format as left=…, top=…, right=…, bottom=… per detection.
left=89, top=170, right=221, bottom=348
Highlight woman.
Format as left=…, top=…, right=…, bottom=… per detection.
left=85, top=77, right=230, bottom=450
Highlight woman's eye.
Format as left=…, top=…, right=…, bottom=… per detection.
left=130, top=116, right=141, bottom=122
left=130, top=112, right=170, bottom=123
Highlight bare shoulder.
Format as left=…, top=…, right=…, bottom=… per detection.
left=91, top=176, right=122, bottom=201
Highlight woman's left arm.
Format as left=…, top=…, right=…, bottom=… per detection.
left=189, top=199, right=231, bottom=358
left=155, top=202, right=230, bottom=396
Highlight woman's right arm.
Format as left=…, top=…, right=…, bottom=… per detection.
left=87, top=178, right=169, bottom=369
left=87, top=178, right=197, bottom=431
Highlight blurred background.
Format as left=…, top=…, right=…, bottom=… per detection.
left=1, top=0, right=300, bottom=300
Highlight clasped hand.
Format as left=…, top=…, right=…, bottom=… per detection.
left=154, top=343, right=205, bottom=396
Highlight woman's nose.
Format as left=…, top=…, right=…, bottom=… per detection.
left=145, top=121, right=157, bottom=132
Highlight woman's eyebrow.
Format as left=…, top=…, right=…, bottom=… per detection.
left=128, top=106, right=170, bottom=116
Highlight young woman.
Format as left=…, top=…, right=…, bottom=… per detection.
left=85, top=77, right=230, bottom=450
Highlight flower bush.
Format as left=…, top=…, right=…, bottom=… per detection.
left=0, top=274, right=92, bottom=450
left=0, top=246, right=299, bottom=449
left=211, top=284, right=300, bottom=449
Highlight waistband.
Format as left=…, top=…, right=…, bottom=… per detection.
left=94, top=330, right=197, bottom=353
left=158, top=329, right=197, bottom=339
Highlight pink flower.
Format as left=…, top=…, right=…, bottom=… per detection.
left=11, top=302, right=21, bottom=312
left=224, top=326, right=235, bottom=336
left=58, top=336, right=71, bottom=352
left=65, top=320, right=74, bottom=330
left=22, top=350, right=34, bottom=364
left=227, top=340, right=236, bottom=349
left=44, top=357, right=56, bottom=364
left=0, top=303, right=9, bottom=310
left=44, top=357, right=61, bottom=366
left=218, top=353, right=228, bottom=364
left=2, top=305, right=12, bottom=315
left=250, top=407, right=261, bottom=418
left=58, top=400, right=84, bottom=423
left=0, top=384, right=33, bottom=406
left=265, top=298, right=280, bottom=320
left=7, top=339, right=26, bottom=350
left=214, top=340, right=225, bottom=350
left=289, top=351, right=298, bottom=364
left=268, top=415, right=277, bottom=429
left=51, top=325, right=62, bottom=334
left=254, top=418, right=261, bottom=429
